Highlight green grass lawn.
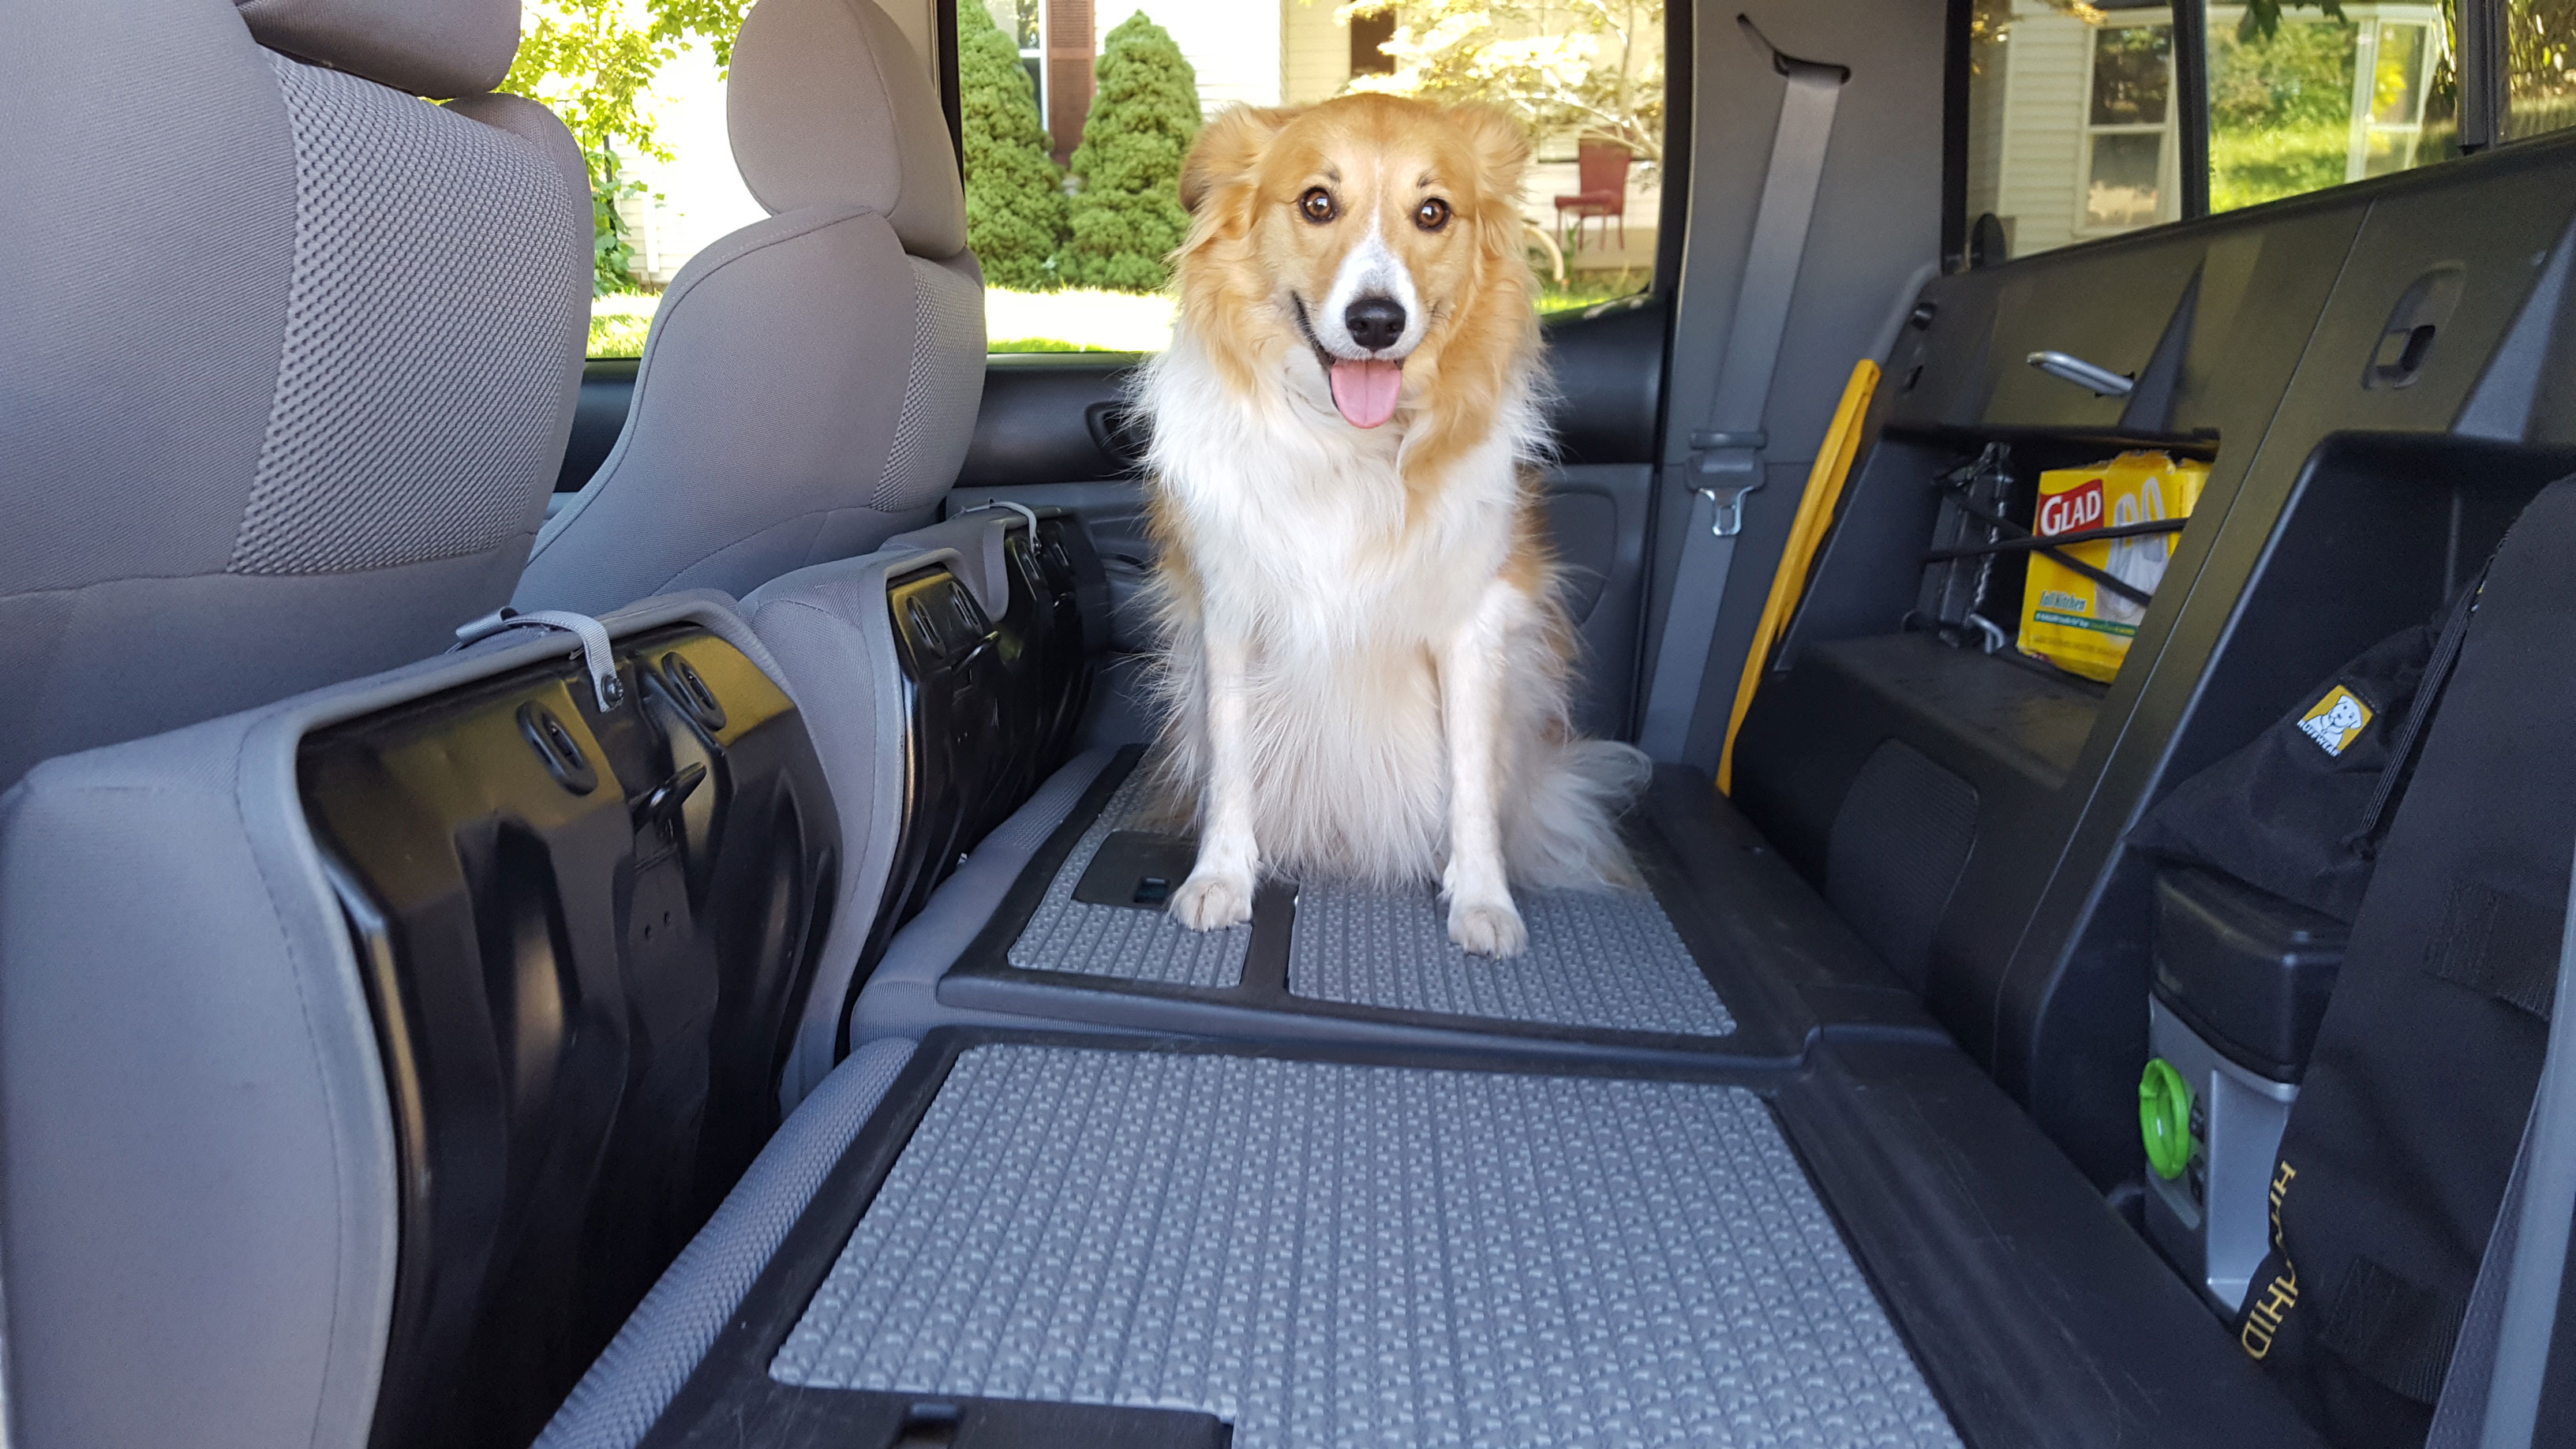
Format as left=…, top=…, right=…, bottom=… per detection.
left=590, top=270, right=1653, bottom=360
left=589, top=291, right=657, bottom=358
left=2211, top=120, right=2349, bottom=214
left=1539, top=270, right=1651, bottom=313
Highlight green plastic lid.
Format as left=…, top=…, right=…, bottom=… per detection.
left=2140, top=1057, right=2193, bottom=1181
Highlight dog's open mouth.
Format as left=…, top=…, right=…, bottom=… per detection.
left=1293, top=294, right=1404, bottom=429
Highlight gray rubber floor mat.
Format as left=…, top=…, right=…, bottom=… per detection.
left=1289, top=880, right=1736, bottom=1036
left=1007, top=777, right=1249, bottom=989
left=771, top=1045, right=1960, bottom=1449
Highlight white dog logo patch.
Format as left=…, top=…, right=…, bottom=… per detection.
left=2298, top=686, right=2373, bottom=756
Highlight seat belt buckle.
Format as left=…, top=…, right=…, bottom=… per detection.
left=1688, top=429, right=1767, bottom=536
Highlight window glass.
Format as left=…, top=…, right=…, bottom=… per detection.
left=526, top=1, right=1666, bottom=358
left=1964, top=2, right=2482, bottom=260
left=1964, top=2, right=2179, bottom=260
left=2505, top=0, right=2576, bottom=139
left=962, top=0, right=1669, bottom=352
left=2207, top=3, right=2455, bottom=214
left=2085, top=25, right=2176, bottom=229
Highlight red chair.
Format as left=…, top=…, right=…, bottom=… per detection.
left=1554, top=139, right=1633, bottom=254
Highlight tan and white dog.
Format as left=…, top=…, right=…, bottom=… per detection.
left=1138, top=93, right=1649, bottom=958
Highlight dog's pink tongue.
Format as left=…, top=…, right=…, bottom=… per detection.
left=1328, top=359, right=1403, bottom=429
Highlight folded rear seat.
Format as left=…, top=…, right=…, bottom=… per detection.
left=739, top=505, right=1108, bottom=1105
left=724, top=500, right=1934, bottom=1082
left=538, top=1020, right=2327, bottom=1448
left=0, top=593, right=843, bottom=1449
left=828, top=736, right=1948, bottom=1073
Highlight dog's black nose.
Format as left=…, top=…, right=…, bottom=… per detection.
left=1344, top=296, right=1406, bottom=351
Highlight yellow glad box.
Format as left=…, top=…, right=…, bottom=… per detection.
left=2017, top=451, right=2210, bottom=683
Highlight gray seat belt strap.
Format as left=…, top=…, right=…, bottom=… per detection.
left=2426, top=844, right=2576, bottom=1448
left=455, top=607, right=628, bottom=713
left=1638, top=18, right=1847, bottom=760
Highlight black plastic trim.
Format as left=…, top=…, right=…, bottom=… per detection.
left=1940, top=0, right=1971, bottom=271
left=307, top=627, right=841, bottom=1449
left=1652, top=0, right=1693, bottom=297
left=2172, top=0, right=2211, bottom=220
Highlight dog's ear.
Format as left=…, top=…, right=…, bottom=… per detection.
left=1181, top=105, right=1294, bottom=215
left=1446, top=103, right=1533, bottom=204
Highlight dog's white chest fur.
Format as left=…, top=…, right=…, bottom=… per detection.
left=1154, top=340, right=1519, bottom=650
left=1140, top=329, right=1638, bottom=915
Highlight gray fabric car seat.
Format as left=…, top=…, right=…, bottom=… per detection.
left=0, top=0, right=590, bottom=789
left=511, top=0, right=987, bottom=618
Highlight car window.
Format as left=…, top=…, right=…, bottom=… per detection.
left=1967, top=1, right=2181, bottom=259
left=1968, top=0, right=2574, bottom=262
left=964, top=0, right=1668, bottom=353
left=502, top=0, right=762, bottom=358
left=515, top=1, right=1668, bottom=358
left=2505, top=0, right=2576, bottom=140
left=2207, top=2, right=2458, bottom=215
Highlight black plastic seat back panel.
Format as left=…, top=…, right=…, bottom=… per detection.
left=301, top=626, right=841, bottom=1449
left=863, top=517, right=1103, bottom=987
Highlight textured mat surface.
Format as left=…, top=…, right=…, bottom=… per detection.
left=1289, top=881, right=1735, bottom=1036
left=772, top=1046, right=1959, bottom=1449
left=1007, top=777, right=1248, bottom=989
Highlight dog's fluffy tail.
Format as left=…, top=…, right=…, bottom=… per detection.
left=1504, top=737, right=1653, bottom=890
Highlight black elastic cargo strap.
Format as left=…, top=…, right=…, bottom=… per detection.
left=2427, top=882, right=2566, bottom=1021
left=1638, top=17, right=1846, bottom=759
left=1930, top=486, right=2154, bottom=609
left=2424, top=842, right=2576, bottom=1447
left=2319, top=1256, right=2467, bottom=1405
left=2351, top=567, right=2490, bottom=851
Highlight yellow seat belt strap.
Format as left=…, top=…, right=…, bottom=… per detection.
left=1717, top=358, right=1879, bottom=796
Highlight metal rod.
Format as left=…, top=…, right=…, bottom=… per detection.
left=1923, top=516, right=2186, bottom=563
left=1940, top=496, right=2157, bottom=608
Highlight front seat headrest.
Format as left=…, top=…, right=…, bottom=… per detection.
left=725, top=0, right=969, bottom=259
left=234, top=0, right=521, bottom=99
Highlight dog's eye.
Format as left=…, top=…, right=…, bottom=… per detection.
left=1298, top=187, right=1338, bottom=223
left=1414, top=197, right=1451, bottom=231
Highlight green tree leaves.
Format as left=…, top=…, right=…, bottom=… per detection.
left=961, top=1, right=1069, bottom=289
left=1059, top=13, right=1200, bottom=293
left=502, top=0, right=749, bottom=294
left=1342, top=0, right=1662, bottom=180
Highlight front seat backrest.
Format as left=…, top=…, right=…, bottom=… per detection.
left=0, top=0, right=590, bottom=789
left=512, top=0, right=987, bottom=617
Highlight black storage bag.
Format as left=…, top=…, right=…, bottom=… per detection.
left=2132, top=574, right=2482, bottom=923
left=2231, top=478, right=2576, bottom=1448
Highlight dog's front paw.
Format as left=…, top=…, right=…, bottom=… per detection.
left=1447, top=896, right=1528, bottom=958
left=1170, top=869, right=1256, bottom=931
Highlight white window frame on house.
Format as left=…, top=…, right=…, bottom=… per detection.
left=2072, top=14, right=2181, bottom=240
left=2347, top=13, right=2445, bottom=178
